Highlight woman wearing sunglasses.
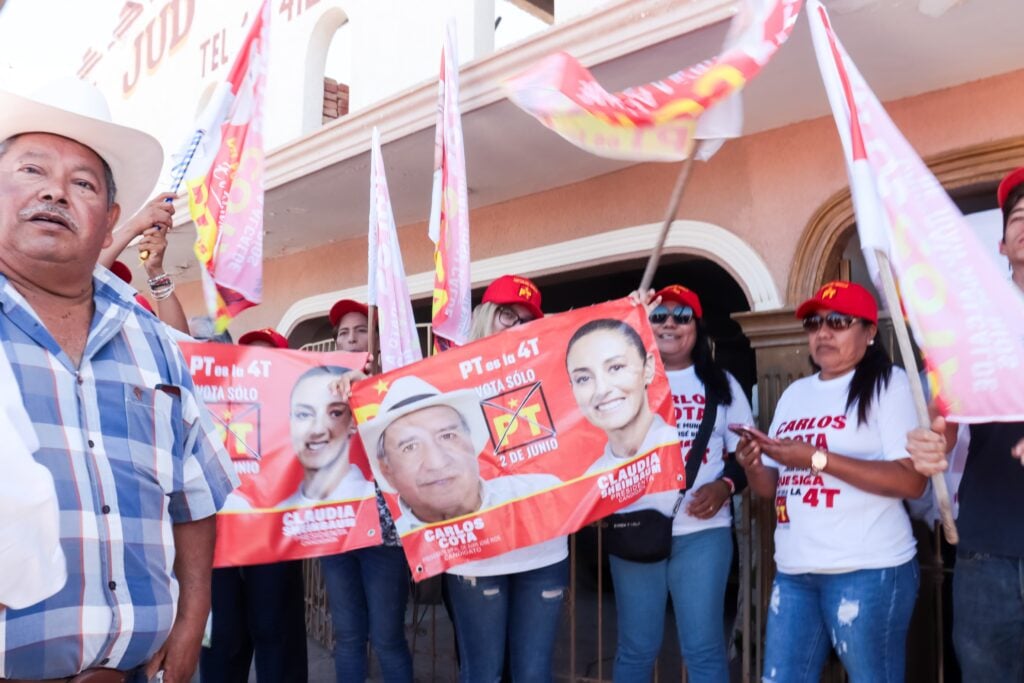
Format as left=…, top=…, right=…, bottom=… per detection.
left=736, top=281, right=926, bottom=682
left=601, top=285, right=754, bottom=683
left=443, top=273, right=569, bottom=683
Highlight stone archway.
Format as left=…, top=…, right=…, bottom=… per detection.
left=277, top=219, right=783, bottom=339
left=789, top=136, right=1024, bottom=304
left=302, top=6, right=349, bottom=134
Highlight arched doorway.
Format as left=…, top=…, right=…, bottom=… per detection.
left=302, top=7, right=350, bottom=133
left=789, top=136, right=1024, bottom=306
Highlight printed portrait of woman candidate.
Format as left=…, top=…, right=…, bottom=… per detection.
left=565, top=319, right=678, bottom=474
left=276, top=365, right=371, bottom=507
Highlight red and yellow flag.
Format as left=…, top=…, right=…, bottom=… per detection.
left=503, top=0, right=801, bottom=162
left=809, top=0, right=1024, bottom=423
left=187, top=0, right=269, bottom=332
left=427, top=21, right=472, bottom=352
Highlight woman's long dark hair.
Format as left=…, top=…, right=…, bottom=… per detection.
left=810, top=334, right=893, bottom=426
left=691, top=319, right=732, bottom=406
left=847, top=337, right=893, bottom=426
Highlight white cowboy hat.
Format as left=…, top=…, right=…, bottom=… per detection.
left=0, top=78, right=162, bottom=218
left=358, top=376, right=490, bottom=492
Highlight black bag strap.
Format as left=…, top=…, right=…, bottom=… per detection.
left=685, top=394, right=718, bottom=490
left=671, top=393, right=720, bottom=515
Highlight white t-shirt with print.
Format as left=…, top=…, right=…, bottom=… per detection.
left=669, top=368, right=753, bottom=536
left=764, top=368, right=918, bottom=574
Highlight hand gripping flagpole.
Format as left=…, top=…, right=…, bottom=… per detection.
left=637, top=143, right=701, bottom=293
left=138, top=129, right=205, bottom=261
left=874, top=249, right=958, bottom=544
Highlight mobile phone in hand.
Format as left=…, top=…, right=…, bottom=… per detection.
left=728, top=423, right=774, bottom=443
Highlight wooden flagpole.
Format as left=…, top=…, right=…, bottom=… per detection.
left=638, top=143, right=701, bottom=293
left=874, top=249, right=958, bottom=544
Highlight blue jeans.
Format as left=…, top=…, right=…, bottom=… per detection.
left=609, top=527, right=734, bottom=683
left=443, top=558, right=569, bottom=683
left=763, top=559, right=919, bottom=683
left=321, top=545, right=413, bottom=683
left=953, top=552, right=1024, bottom=682
left=200, top=562, right=308, bottom=682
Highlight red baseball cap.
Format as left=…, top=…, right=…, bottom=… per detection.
left=654, top=285, right=703, bottom=319
left=111, top=260, right=133, bottom=285
left=795, top=281, right=878, bottom=324
left=481, top=275, right=544, bottom=320
left=134, top=293, right=154, bottom=314
left=238, top=328, right=289, bottom=349
left=329, top=299, right=369, bottom=328
left=998, top=167, right=1024, bottom=209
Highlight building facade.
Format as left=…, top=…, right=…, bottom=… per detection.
left=43, top=0, right=1024, bottom=678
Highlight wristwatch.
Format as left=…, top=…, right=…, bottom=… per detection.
left=810, top=450, right=829, bottom=476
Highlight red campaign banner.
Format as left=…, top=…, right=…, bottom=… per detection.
left=179, top=343, right=383, bottom=567
left=348, top=299, right=684, bottom=580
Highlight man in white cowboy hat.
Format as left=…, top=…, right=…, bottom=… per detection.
left=0, top=79, right=238, bottom=683
left=359, top=376, right=560, bottom=535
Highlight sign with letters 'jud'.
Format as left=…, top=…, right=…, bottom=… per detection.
left=181, top=343, right=382, bottom=567
left=348, top=299, right=685, bottom=579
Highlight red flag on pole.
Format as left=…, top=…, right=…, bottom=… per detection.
left=187, top=0, right=270, bottom=332
left=503, top=0, right=801, bottom=162
left=809, top=0, right=1024, bottom=423
left=428, top=20, right=472, bottom=352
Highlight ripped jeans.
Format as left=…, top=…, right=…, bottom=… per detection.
left=763, top=559, right=918, bottom=683
left=444, top=558, right=569, bottom=683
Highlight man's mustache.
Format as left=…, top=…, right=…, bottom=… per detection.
left=19, top=203, right=78, bottom=231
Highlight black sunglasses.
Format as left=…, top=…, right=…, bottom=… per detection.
left=802, top=312, right=860, bottom=332
left=649, top=305, right=695, bottom=325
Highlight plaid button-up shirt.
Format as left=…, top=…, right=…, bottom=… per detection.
left=0, top=268, right=238, bottom=678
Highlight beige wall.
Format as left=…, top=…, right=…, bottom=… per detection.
left=175, top=68, right=1024, bottom=337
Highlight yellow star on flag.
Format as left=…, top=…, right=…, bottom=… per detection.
left=374, top=379, right=390, bottom=395
left=507, top=397, right=520, bottom=409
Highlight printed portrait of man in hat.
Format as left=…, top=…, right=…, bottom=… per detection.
left=358, top=376, right=561, bottom=535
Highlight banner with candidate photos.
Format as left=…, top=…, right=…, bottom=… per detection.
left=180, top=343, right=382, bottom=567
left=348, top=298, right=685, bottom=579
